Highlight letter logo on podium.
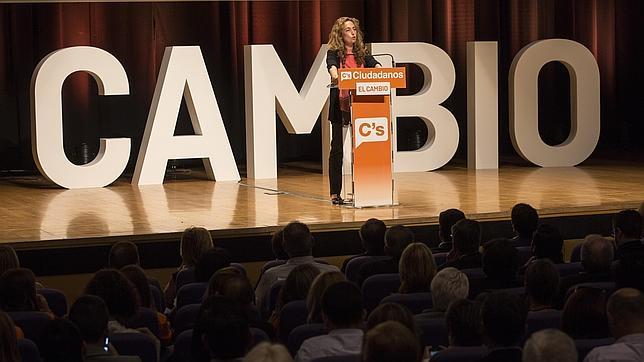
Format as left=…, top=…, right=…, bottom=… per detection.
left=355, top=117, right=388, bottom=148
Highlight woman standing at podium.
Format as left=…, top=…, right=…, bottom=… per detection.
left=326, top=17, right=381, bottom=205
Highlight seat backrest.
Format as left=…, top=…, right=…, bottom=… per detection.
left=575, top=338, right=615, bottom=361
left=172, top=329, right=193, bottom=362
left=278, top=300, right=309, bottom=342
left=262, top=260, right=286, bottom=274
left=495, top=287, right=525, bottom=297
left=251, top=327, right=270, bottom=346
left=124, top=307, right=161, bottom=338
left=433, top=252, right=448, bottom=267
left=556, top=262, right=584, bottom=277
left=262, top=279, right=285, bottom=319
left=526, top=309, right=562, bottom=336
left=8, top=311, right=51, bottom=341
left=287, top=323, right=326, bottom=356
left=345, top=256, right=389, bottom=283
left=174, top=303, right=202, bottom=335
left=230, top=262, right=247, bottom=276
left=149, top=283, right=165, bottom=312
left=176, top=282, right=208, bottom=309
left=517, top=247, right=533, bottom=267
left=110, top=332, right=157, bottom=362
left=18, top=338, right=42, bottom=362
left=570, top=243, right=583, bottom=263
left=380, top=292, right=432, bottom=314
left=415, top=316, right=448, bottom=348
left=564, top=281, right=616, bottom=302
left=362, top=273, right=401, bottom=311
left=461, top=268, right=486, bottom=280
left=311, top=355, right=362, bottom=362
left=431, top=346, right=488, bottom=362
left=37, top=288, right=67, bottom=317
left=176, top=268, right=196, bottom=290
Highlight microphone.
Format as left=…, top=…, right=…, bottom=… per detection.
left=370, top=53, right=396, bottom=67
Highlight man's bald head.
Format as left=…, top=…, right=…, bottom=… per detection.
left=580, top=234, right=614, bottom=273
left=607, top=288, right=644, bottom=339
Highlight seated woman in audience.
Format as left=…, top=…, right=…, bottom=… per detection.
left=341, top=218, right=386, bottom=273
left=445, top=299, right=482, bottom=347
left=38, top=318, right=84, bottom=362
left=306, top=271, right=346, bottom=323
left=0, top=267, right=52, bottom=315
left=85, top=268, right=161, bottom=353
left=121, top=264, right=172, bottom=345
left=164, top=226, right=214, bottom=309
left=398, top=243, right=437, bottom=293
left=0, top=245, right=19, bottom=276
left=244, top=342, right=293, bottom=362
left=367, top=302, right=420, bottom=338
left=194, top=247, right=231, bottom=283
left=362, top=321, right=422, bottom=362
left=0, top=311, right=20, bottom=361
left=270, top=264, right=320, bottom=337
left=561, top=287, right=610, bottom=339
left=524, top=259, right=560, bottom=311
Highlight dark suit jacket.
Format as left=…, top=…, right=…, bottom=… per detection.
left=616, top=239, right=644, bottom=260
left=469, top=277, right=522, bottom=299
left=480, top=347, right=522, bottom=362
left=510, top=235, right=532, bottom=248
left=326, top=50, right=380, bottom=124
left=440, top=252, right=482, bottom=270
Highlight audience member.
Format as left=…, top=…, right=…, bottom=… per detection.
left=524, top=224, right=564, bottom=269
left=480, top=292, right=528, bottom=362
left=271, top=229, right=289, bottom=261
left=557, top=234, right=613, bottom=307
left=445, top=299, right=482, bottom=347
left=193, top=296, right=251, bottom=362
left=295, top=281, right=365, bottom=361
left=358, top=225, right=414, bottom=286
left=341, top=218, right=386, bottom=273
left=68, top=295, right=141, bottom=361
left=244, top=342, right=293, bottom=362
left=585, top=288, right=644, bottom=361
left=561, top=287, right=609, bottom=339
left=0, top=245, right=19, bottom=276
left=523, top=329, right=577, bottom=362
left=255, top=221, right=338, bottom=308
left=440, top=219, right=482, bottom=269
left=362, top=321, right=421, bottom=362
left=270, top=264, right=320, bottom=334
left=164, top=226, right=214, bottom=308
left=194, top=247, right=231, bottom=283
left=419, top=267, right=468, bottom=317
left=366, top=303, right=419, bottom=337
left=307, top=271, right=346, bottom=323
left=38, top=318, right=84, bottom=362
left=525, top=259, right=559, bottom=311
left=433, top=208, right=466, bottom=252
left=613, top=210, right=643, bottom=261
left=108, top=241, right=140, bottom=270
left=0, top=267, right=51, bottom=313
left=398, top=243, right=437, bottom=293
left=0, top=311, right=20, bottom=362
left=510, top=203, right=539, bottom=247
left=470, top=238, right=521, bottom=297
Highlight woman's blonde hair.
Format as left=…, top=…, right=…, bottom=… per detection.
left=306, top=271, right=346, bottom=323
left=0, top=245, right=19, bottom=276
left=327, top=17, right=368, bottom=67
left=244, top=342, right=293, bottom=362
left=399, top=243, right=437, bottom=293
left=180, top=227, right=213, bottom=267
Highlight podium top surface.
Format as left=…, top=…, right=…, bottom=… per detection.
left=337, top=67, right=407, bottom=90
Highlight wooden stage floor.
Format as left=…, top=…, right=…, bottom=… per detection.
left=1, top=163, right=643, bottom=247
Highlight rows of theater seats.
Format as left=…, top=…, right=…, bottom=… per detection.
left=1, top=203, right=643, bottom=362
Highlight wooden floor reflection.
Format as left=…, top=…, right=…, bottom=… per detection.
left=2, top=164, right=644, bottom=245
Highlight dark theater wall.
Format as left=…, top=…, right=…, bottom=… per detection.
left=0, top=0, right=642, bottom=174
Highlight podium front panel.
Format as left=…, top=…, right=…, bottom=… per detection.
left=351, top=95, right=393, bottom=207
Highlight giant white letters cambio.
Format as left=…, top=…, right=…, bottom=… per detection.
left=133, top=46, right=239, bottom=184
left=509, top=39, right=600, bottom=166
left=371, top=42, right=459, bottom=172
left=244, top=45, right=330, bottom=179
left=30, top=46, right=131, bottom=189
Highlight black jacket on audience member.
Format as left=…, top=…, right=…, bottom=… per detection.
left=439, top=252, right=482, bottom=271
left=480, top=347, right=523, bottom=362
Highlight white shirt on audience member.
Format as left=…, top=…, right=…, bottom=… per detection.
left=584, top=333, right=644, bottom=362
left=295, top=328, right=364, bottom=362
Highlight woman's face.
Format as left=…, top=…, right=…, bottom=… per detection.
left=341, top=20, right=357, bottom=47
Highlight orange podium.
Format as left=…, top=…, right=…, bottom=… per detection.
left=338, top=67, right=407, bottom=207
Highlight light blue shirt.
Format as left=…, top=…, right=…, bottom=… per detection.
left=584, top=333, right=644, bottom=362
left=295, top=328, right=364, bottom=362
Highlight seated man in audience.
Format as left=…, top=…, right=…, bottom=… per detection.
left=440, top=219, right=482, bottom=270
left=68, top=295, right=141, bottom=361
left=341, top=218, right=386, bottom=273
left=480, top=292, right=528, bottom=362
left=38, top=318, right=85, bottom=362
left=357, top=225, right=414, bottom=286
left=108, top=241, right=162, bottom=293
left=362, top=321, right=421, bottom=362
left=295, top=281, right=365, bottom=361
left=432, top=208, right=466, bottom=253
left=585, top=288, right=644, bottom=361
left=195, top=296, right=251, bottom=362
left=557, top=234, right=614, bottom=307
left=255, top=221, right=338, bottom=308
left=523, top=329, right=577, bottom=362
left=469, top=238, right=521, bottom=298
left=509, top=203, right=539, bottom=248
left=613, top=209, right=643, bottom=261
left=525, top=259, right=559, bottom=311
left=418, top=267, right=468, bottom=317
left=523, top=224, right=564, bottom=270
left=445, top=299, right=482, bottom=347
